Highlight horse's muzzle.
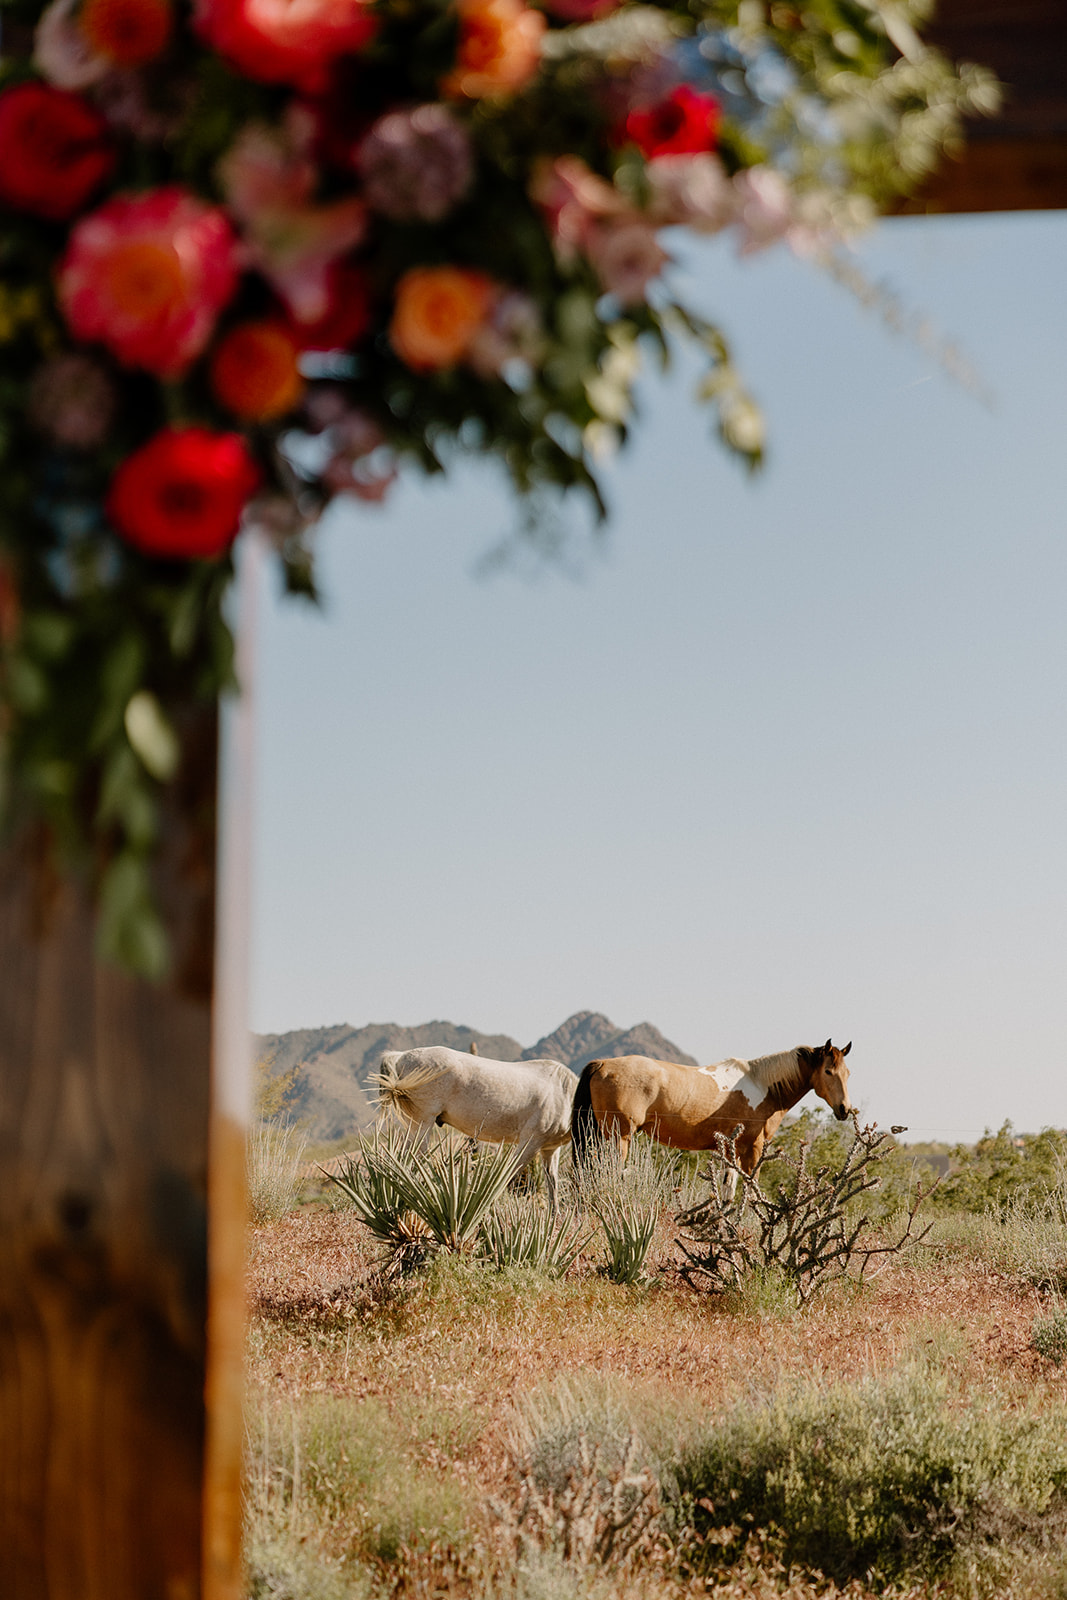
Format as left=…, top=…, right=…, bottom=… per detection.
left=834, top=1105, right=850, bottom=1121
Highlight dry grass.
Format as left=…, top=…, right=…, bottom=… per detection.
left=245, top=1196, right=1067, bottom=1599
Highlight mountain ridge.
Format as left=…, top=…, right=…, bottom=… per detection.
left=254, top=1011, right=697, bottom=1142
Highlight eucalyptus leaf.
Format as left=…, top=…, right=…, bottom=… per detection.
left=124, top=691, right=180, bottom=782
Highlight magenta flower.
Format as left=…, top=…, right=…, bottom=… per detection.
left=356, top=104, right=474, bottom=223
left=587, top=219, right=667, bottom=305
left=28, top=352, right=117, bottom=449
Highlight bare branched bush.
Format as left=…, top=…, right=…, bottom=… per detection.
left=677, top=1117, right=935, bottom=1305
left=248, top=1119, right=309, bottom=1226
left=495, top=1431, right=662, bottom=1573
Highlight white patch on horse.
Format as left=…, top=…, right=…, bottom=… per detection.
left=698, top=1051, right=799, bottom=1110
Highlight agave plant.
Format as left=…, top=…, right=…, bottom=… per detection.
left=479, top=1197, right=592, bottom=1278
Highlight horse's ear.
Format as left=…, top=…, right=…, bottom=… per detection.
left=823, top=1038, right=832, bottom=1054
left=842, top=1041, right=852, bottom=1056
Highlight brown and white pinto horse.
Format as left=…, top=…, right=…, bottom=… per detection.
left=571, top=1040, right=854, bottom=1180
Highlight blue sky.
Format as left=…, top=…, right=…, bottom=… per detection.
left=248, top=211, right=1066, bottom=1144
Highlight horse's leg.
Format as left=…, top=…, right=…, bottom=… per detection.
left=541, top=1146, right=561, bottom=1218
left=725, top=1130, right=763, bottom=1204
left=411, top=1116, right=436, bottom=1153
left=598, top=1113, right=634, bottom=1162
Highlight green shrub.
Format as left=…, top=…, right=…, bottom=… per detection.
left=1033, top=1302, right=1067, bottom=1365
left=246, top=1393, right=474, bottom=1573
left=924, top=1204, right=1067, bottom=1292
left=765, top=1110, right=938, bottom=1221
left=934, top=1122, right=1067, bottom=1217
left=673, top=1365, right=1067, bottom=1590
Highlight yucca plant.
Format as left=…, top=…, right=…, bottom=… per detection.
left=479, top=1197, right=591, bottom=1277
left=596, top=1199, right=659, bottom=1287
left=325, top=1124, right=525, bottom=1265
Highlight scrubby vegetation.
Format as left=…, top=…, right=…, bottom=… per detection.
left=245, top=1112, right=1067, bottom=1599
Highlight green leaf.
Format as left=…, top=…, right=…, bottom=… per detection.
left=97, top=851, right=169, bottom=981
left=124, top=690, right=180, bottom=782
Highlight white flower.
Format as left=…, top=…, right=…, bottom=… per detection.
left=587, top=219, right=667, bottom=306
left=34, top=0, right=110, bottom=87
left=733, top=165, right=794, bottom=255
left=647, top=153, right=737, bottom=234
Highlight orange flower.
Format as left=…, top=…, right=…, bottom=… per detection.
left=442, top=0, right=544, bottom=100
left=389, top=266, right=494, bottom=372
left=80, top=0, right=172, bottom=67
left=210, top=321, right=304, bottom=421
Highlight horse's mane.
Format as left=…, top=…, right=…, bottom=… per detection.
left=742, top=1048, right=804, bottom=1094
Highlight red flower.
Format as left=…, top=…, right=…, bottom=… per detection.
left=623, top=85, right=720, bottom=159
left=193, top=0, right=376, bottom=90
left=0, top=82, right=114, bottom=221
left=58, top=187, right=239, bottom=378
left=107, top=427, right=260, bottom=559
left=289, top=259, right=372, bottom=352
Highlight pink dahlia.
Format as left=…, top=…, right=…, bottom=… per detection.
left=194, top=0, right=376, bottom=90
left=57, top=187, right=240, bottom=378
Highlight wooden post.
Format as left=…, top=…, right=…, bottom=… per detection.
left=0, top=714, right=218, bottom=1599
left=0, top=531, right=261, bottom=1599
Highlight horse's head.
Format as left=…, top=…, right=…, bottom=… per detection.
left=812, top=1038, right=853, bottom=1121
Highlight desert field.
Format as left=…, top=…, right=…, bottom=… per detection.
left=244, top=1122, right=1067, bottom=1600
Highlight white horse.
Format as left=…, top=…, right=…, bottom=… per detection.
left=372, top=1047, right=576, bottom=1214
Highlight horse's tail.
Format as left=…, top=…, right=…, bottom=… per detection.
left=571, top=1061, right=602, bottom=1167
left=370, top=1051, right=445, bottom=1118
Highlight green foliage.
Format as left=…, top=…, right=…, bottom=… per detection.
left=766, top=1109, right=937, bottom=1219
left=934, top=1122, right=1067, bottom=1217
left=923, top=1208, right=1067, bottom=1295
left=673, top=1364, right=1067, bottom=1590
left=246, top=1392, right=474, bottom=1585
left=1032, top=1302, right=1067, bottom=1366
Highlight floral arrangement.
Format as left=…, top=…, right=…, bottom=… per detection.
left=0, top=0, right=995, bottom=973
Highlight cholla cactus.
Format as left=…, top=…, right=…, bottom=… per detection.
left=678, top=1116, right=936, bottom=1304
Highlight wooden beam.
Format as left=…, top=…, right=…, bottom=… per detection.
left=906, top=0, right=1067, bottom=212
left=0, top=712, right=219, bottom=1600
